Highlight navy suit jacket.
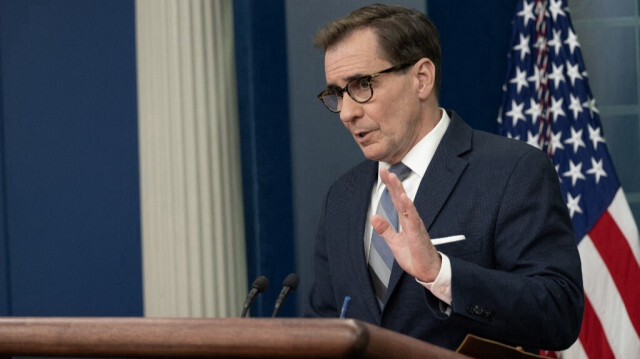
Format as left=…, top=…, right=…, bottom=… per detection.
left=305, top=111, right=584, bottom=351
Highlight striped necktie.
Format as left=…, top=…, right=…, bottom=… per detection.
left=368, top=162, right=411, bottom=308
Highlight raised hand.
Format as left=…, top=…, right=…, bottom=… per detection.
left=370, top=167, right=442, bottom=282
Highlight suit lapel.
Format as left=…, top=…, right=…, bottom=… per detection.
left=347, top=161, right=382, bottom=320
left=415, top=112, right=471, bottom=229
left=385, top=111, right=472, bottom=305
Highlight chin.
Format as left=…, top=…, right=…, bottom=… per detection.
left=360, top=144, right=389, bottom=162
left=362, top=152, right=386, bottom=162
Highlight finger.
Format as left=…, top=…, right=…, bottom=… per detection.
left=380, top=168, right=409, bottom=215
left=371, top=214, right=396, bottom=239
left=380, top=170, right=420, bottom=230
left=397, top=192, right=424, bottom=234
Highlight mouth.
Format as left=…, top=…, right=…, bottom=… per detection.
left=354, top=129, right=373, bottom=141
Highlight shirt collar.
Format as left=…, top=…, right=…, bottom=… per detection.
left=377, top=109, right=451, bottom=186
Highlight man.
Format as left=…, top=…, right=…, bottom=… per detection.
left=305, top=4, right=584, bottom=352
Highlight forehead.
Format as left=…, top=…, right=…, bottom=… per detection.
left=324, top=28, right=389, bottom=86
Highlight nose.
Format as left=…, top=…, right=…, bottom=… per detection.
left=339, top=94, right=363, bottom=123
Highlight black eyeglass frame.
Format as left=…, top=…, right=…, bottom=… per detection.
left=317, top=61, right=416, bottom=113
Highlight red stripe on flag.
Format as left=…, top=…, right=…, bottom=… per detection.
left=589, top=210, right=640, bottom=336
left=580, top=296, right=615, bottom=359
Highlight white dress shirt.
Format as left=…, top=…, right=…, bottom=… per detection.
left=364, top=109, right=453, bottom=306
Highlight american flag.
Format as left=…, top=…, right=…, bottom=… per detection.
left=498, top=0, right=640, bottom=357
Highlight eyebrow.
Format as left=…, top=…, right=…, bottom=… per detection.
left=345, top=72, right=368, bottom=83
left=322, top=84, right=342, bottom=93
left=326, top=72, right=368, bottom=89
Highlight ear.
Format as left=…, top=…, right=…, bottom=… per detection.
left=414, top=58, right=436, bottom=100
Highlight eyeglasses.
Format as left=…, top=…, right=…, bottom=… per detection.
left=317, top=61, right=415, bottom=113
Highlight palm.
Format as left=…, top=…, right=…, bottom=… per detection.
left=370, top=167, right=441, bottom=282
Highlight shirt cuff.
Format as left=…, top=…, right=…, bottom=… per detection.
left=415, top=252, right=452, bottom=306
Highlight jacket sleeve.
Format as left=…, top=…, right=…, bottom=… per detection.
left=445, top=148, right=584, bottom=350
left=304, top=189, right=338, bottom=318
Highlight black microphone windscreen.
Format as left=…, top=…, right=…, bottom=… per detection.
left=282, top=273, right=299, bottom=290
left=252, top=275, right=269, bottom=293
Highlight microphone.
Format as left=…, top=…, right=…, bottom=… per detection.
left=271, top=273, right=299, bottom=317
left=241, top=275, right=269, bottom=318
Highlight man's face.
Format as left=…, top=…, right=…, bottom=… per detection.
left=324, top=28, right=425, bottom=164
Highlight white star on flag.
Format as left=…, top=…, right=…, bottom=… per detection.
left=506, top=100, right=526, bottom=127
left=588, top=124, right=606, bottom=150
left=525, top=98, right=542, bottom=122
left=582, top=97, right=599, bottom=118
left=548, top=63, right=566, bottom=88
left=549, top=96, right=566, bottom=122
left=586, top=157, right=607, bottom=184
left=527, top=66, right=541, bottom=92
left=548, top=29, right=563, bottom=55
left=514, top=33, right=531, bottom=61
left=564, top=27, right=580, bottom=54
left=526, top=130, right=541, bottom=148
left=565, top=61, right=583, bottom=86
left=563, top=159, right=586, bottom=186
left=550, top=131, right=565, bottom=155
left=532, top=28, right=547, bottom=51
left=564, top=127, right=585, bottom=153
left=548, top=0, right=566, bottom=21
left=568, top=93, right=583, bottom=120
left=510, top=67, right=529, bottom=93
left=517, top=0, right=536, bottom=27
left=565, top=192, right=582, bottom=218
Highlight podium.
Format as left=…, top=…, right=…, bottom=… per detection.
left=0, top=317, right=471, bottom=358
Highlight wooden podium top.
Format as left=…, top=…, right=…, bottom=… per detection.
left=0, top=317, right=471, bottom=358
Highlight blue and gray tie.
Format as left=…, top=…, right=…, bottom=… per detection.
left=368, top=162, right=412, bottom=307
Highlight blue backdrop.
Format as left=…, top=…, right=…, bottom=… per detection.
left=0, top=0, right=142, bottom=316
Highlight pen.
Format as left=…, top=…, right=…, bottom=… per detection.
left=339, top=296, right=351, bottom=318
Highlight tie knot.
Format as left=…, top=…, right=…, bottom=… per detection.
left=388, top=162, right=411, bottom=182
